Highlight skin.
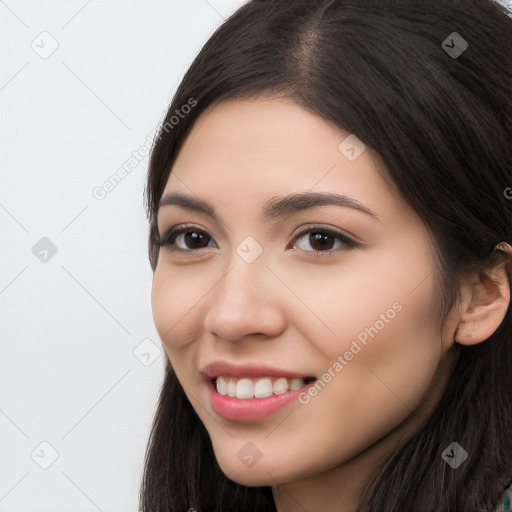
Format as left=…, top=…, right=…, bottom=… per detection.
left=151, top=97, right=511, bottom=512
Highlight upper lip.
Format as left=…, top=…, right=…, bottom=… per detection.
left=201, top=361, right=315, bottom=380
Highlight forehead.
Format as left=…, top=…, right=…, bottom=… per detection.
left=180, top=97, right=348, bottom=160
left=160, top=97, right=411, bottom=225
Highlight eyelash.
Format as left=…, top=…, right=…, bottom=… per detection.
left=158, top=224, right=359, bottom=257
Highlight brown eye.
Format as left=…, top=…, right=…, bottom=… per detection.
left=160, top=227, right=216, bottom=251
left=159, top=224, right=358, bottom=257
left=304, top=231, right=337, bottom=251
left=292, top=227, right=358, bottom=256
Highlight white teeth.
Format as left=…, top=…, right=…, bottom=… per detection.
left=216, top=376, right=228, bottom=396
left=236, top=378, right=254, bottom=399
left=227, top=378, right=236, bottom=397
left=215, top=376, right=310, bottom=399
left=289, top=378, right=304, bottom=391
left=254, top=378, right=273, bottom=398
left=273, top=377, right=288, bottom=395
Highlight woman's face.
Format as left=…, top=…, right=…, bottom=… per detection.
left=152, top=97, right=458, bottom=489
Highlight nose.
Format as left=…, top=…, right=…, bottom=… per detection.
left=202, top=253, right=287, bottom=343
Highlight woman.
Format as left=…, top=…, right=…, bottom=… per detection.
left=140, top=0, right=512, bottom=510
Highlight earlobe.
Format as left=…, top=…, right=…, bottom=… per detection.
left=454, top=242, right=512, bottom=347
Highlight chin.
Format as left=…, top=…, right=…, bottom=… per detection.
left=213, top=451, right=277, bottom=487
left=217, top=451, right=306, bottom=488
left=224, top=469, right=275, bottom=487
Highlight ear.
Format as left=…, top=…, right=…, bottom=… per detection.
left=454, top=243, right=512, bottom=346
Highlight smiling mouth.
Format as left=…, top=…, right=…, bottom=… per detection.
left=211, top=375, right=316, bottom=400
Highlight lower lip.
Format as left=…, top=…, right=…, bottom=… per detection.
left=206, top=378, right=316, bottom=422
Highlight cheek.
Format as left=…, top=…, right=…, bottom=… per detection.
left=276, top=257, right=438, bottom=362
left=151, top=263, right=202, bottom=351
left=293, top=242, right=441, bottom=424
left=313, top=278, right=440, bottom=442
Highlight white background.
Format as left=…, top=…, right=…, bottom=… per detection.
left=1, top=0, right=510, bottom=510
left=0, top=1, right=246, bottom=510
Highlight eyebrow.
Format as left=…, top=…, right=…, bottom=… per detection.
left=158, top=191, right=381, bottom=223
